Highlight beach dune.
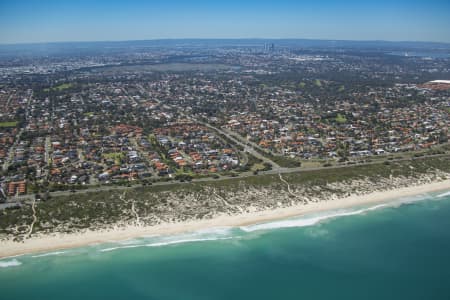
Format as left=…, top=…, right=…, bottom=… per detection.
left=1, top=179, right=449, bottom=259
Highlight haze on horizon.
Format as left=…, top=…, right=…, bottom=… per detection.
left=0, top=0, right=450, bottom=45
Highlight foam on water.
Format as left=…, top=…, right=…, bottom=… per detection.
left=239, top=192, right=442, bottom=233
left=436, top=191, right=450, bottom=198
left=146, top=237, right=234, bottom=247
left=115, top=235, right=159, bottom=245
left=0, top=259, right=22, bottom=268
left=100, top=244, right=147, bottom=253
left=99, top=227, right=235, bottom=252
left=240, top=204, right=389, bottom=232
left=31, top=251, right=67, bottom=258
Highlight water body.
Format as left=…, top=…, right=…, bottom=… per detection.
left=1, top=191, right=450, bottom=300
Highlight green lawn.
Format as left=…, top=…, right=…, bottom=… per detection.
left=103, top=152, right=124, bottom=164
left=0, top=121, right=18, bottom=127
left=335, top=113, right=347, bottom=124
left=44, top=83, right=73, bottom=92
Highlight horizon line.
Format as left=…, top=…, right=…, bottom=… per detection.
left=1, top=37, right=450, bottom=47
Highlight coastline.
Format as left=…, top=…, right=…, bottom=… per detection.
left=1, top=179, right=450, bottom=259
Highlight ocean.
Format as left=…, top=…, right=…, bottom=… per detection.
left=1, top=190, right=450, bottom=300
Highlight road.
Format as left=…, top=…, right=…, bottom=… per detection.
left=5, top=92, right=14, bottom=108
left=3, top=152, right=448, bottom=207
left=191, top=118, right=283, bottom=171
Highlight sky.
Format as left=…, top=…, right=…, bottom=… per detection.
left=0, top=0, right=449, bottom=44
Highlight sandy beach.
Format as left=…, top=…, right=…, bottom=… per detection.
left=1, top=179, right=450, bottom=259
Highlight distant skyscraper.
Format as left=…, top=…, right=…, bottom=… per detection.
left=263, top=43, right=275, bottom=53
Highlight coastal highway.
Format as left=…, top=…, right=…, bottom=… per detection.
left=2, top=152, right=449, bottom=208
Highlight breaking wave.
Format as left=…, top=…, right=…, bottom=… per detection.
left=240, top=191, right=450, bottom=233
left=100, top=244, right=147, bottom=253
left=240, top=204, right=389, bottom=232
left=100, top=227, right=235, bottom=253
left=31, top=251, right=67, bottom=258
left=0, top=259, right=22, bottom=268
left=436, top=191, right=450, bottom=198
left=146, top=237, right=233, bottom=248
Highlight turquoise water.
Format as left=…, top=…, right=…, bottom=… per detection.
left=2, top=191, right=450, bottom=299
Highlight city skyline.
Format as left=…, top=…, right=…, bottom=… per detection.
left=1, top=0, right=450, bottom=44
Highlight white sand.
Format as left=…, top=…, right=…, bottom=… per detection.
left=1, top=179, right=450, bottom=259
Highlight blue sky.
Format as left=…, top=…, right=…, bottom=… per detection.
left=0, top=0, right=449, bottom=44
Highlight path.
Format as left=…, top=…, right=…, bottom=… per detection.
left=279, top=173, right=297, bottom=198
left=131, top=200, right=141, bottom=227
left=120, top=191, right=141, bottom=226
left=26, top=198, right=37, bottom=238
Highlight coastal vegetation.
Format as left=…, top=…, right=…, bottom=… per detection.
left=1, top=155, right=449, bottom=241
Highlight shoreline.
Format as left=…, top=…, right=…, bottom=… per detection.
left=1, top=179, right=450, bottom=259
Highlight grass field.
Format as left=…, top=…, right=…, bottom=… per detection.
left=44, top=83, right=73, bottom=92
left=0, top=121, right=18, bottom=127
left=335, top=113, right=347, bottom=124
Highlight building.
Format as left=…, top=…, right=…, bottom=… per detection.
left=7, top=181, right=27, bottom=196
